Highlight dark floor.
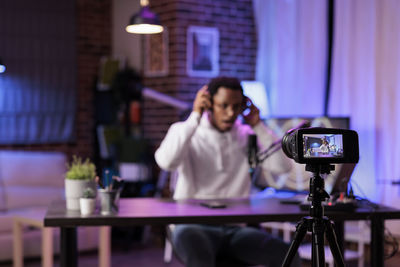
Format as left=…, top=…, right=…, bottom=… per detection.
left=8, top=247, right=400, bottom=267
left=1, top=227, right=400, bottom=267
left=0, top=243, right=185, bottom=267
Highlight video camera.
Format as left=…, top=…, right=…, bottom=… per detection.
left=281, top=127, right=359, bottom=164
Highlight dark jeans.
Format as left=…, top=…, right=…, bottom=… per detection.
left=171, top=224, right=301, bottom=267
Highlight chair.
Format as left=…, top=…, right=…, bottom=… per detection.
left=297, top=244, right=359, bottom=267
left=163, top=233, right=174, bottom=263
left=155, top=171, right=177, bottom=263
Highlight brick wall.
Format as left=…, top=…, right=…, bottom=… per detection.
left=75, top=0, right=112, bottom=159
left=142, top=0, right=257, bottom=150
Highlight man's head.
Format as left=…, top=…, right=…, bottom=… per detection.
left=207, top=77, right=244, bottom=132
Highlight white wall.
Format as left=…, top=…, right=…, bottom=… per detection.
left=112, top=0, right=142, bottom=71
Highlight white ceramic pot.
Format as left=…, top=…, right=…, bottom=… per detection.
left=65, top=179, right=96, bottom=210
left=79, top=198, right=96, bottom=215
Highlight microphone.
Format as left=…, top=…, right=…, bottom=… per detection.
left=248, top=134, right=258, bottom=178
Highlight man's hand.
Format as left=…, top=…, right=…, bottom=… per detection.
left=242, top=97, right=261, bottom=127
left=193, top=85, right=212, bottom=115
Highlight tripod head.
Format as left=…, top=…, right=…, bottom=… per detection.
left=305, top=164, right=335, bottom=218
left=305, top=163, right=334, bottom=175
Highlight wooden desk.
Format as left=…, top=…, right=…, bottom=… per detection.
left=44, top=197, right=400, bottom=267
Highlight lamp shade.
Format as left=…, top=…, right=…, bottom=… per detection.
left=126, top=5, right=163, bottom=34
left=0, top=58, right=5, bottom=73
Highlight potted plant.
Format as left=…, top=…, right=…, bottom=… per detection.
left=65, top=155, right=97, bottom=210
left=79, top=187, right=96, bottom=215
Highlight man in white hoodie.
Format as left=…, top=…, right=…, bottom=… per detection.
left=155, top=77, right=300, bottom=267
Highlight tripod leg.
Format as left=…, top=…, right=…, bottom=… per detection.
left=281, top=218, right=308, bottom=267
left=324, top=219, right=345, bottom=267
left=312, top=219, right=326, bottom=267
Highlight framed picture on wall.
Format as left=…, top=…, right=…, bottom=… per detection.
left=186, top=26, right=219, bottom=77
left=144, top=28, right=169, bottom=77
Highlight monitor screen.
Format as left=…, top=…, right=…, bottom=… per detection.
left=303, top=133, right=344, bottom=158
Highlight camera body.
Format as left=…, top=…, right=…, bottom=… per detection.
left=282, top=127, right=359, bottom=164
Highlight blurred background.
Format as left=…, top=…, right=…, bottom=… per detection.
left=0, top=0, right=399, bottom=265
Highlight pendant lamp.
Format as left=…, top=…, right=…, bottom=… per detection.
left=126, top=0, right=163, bottom=34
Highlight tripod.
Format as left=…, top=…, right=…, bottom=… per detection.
left=282, top=164, right=345, bottom=267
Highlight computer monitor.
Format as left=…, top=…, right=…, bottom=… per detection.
left=260, top=117, right=354, bottom=195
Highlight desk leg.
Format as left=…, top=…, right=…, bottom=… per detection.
left=12, top=220, right=23, bottom=267
left=370, top=217, right=384, bottom=267
left=42, top=227, right=53, bottom=267
left=99, top=226, right=111, bottom=267
left=60, top=227, right=77, bottom=267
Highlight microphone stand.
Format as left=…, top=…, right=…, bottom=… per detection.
left=249, top=121, right=310, bottom=188
left=257, top=138, right=282, bottom=163
left=257, top=120, right=311, bottom=163
left=248, top=136, right=281, bottom=188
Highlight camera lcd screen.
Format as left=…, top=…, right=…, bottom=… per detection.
left=303, top=134, right=344, bottom=158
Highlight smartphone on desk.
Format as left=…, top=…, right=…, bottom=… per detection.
left=200, top=201, right=227, bottom=209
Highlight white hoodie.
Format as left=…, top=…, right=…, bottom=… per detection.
left=155, top=111, right=290, bottom=200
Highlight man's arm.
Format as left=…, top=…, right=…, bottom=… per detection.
left=155, top=112, right=200, bottom=171
left=155, top=86, right=211, bottom=171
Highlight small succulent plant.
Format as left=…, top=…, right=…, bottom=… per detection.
left=82, top=187, right=96, bottom=199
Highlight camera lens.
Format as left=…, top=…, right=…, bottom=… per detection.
left=281, top=130, right=296, bottom=159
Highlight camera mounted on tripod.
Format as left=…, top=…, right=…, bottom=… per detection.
left=281, top=127, right=359, bottom=165
left=280, top=127, right=360, bottom=267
